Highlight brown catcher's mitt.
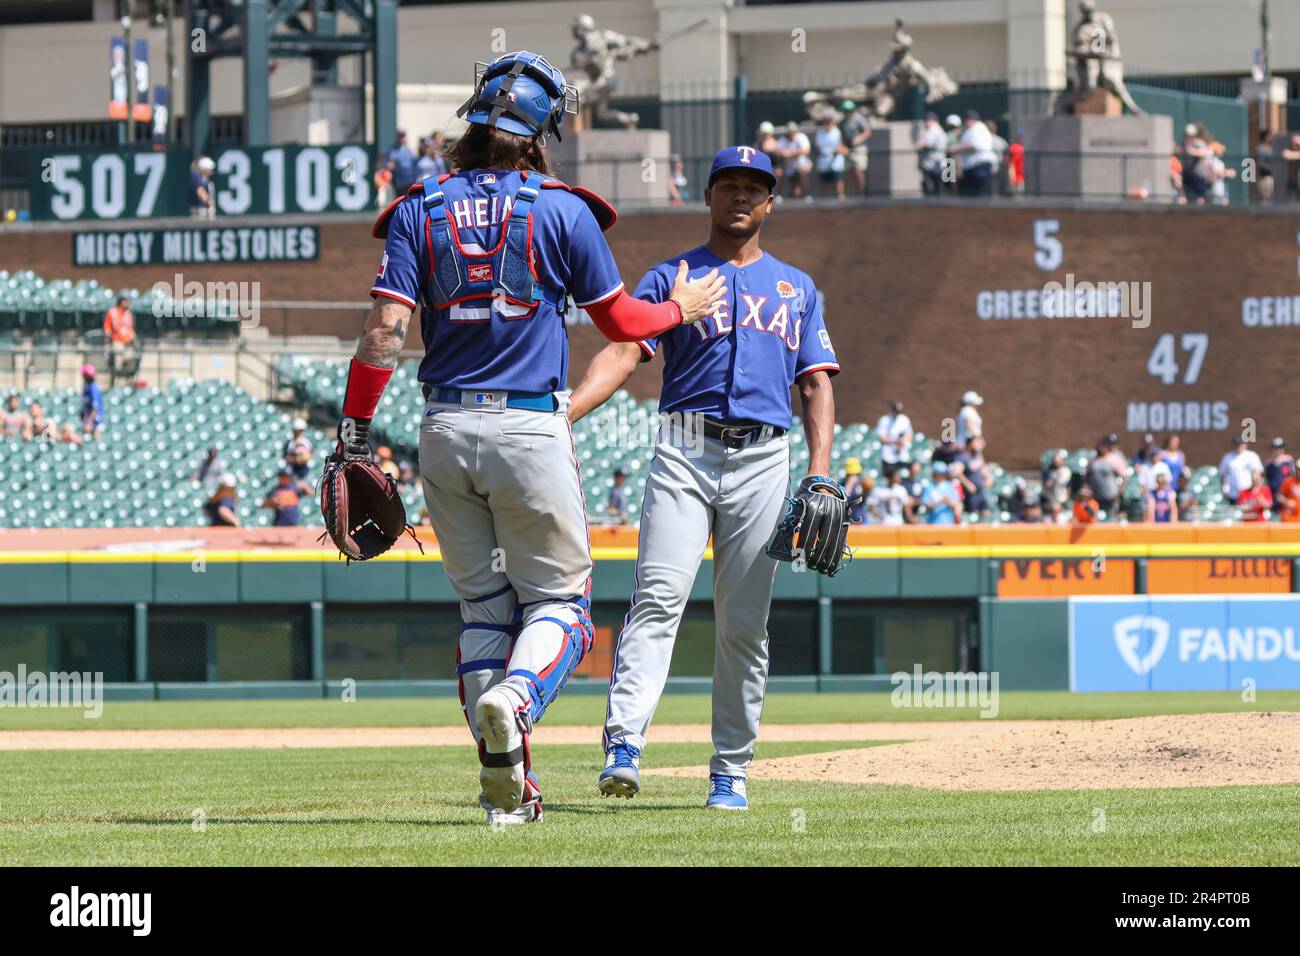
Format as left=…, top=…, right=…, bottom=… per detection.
left=319, top=452, right=416, bottom=562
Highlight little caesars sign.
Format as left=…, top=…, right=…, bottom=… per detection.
left=73, top=225, right=319, bottom=267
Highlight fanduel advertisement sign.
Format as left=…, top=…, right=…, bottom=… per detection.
left=1069, top=596, right=1300, bottom=691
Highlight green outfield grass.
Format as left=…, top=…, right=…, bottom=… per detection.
left=4, top=692, right=1298, bottom=865
left=2, top=689, right=1298, bottom=731
left=2, top=741, right=1297, bottom=866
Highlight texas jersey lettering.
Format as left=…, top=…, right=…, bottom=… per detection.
left=635, top=246, right=839, bottom=428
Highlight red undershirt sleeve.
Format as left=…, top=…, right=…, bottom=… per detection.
left=583, top=289, right=683, bottom=342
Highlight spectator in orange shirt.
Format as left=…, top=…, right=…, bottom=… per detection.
left=104, top=295, right=136, bottom=345
left=103, top=295, right=137, bottom=381
left=1236, top=469, right=1273, bottom=522
left=1278, top=473, right=1300, bottom=522
left=1072, top=487, right=1099, bottom=524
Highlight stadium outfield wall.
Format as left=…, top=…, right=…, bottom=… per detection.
left=3, top=199, right=1298, bottom=469
left=1, top=523, right=1298, bottom=696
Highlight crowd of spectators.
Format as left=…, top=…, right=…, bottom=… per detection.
left=835, top=390, right=1299, bottom=526
left=1056, top=432, right=1296, bottom=525
left=744, top=110, right=1300, bottom=206
left=842, top=394, right=998, bottom=525
left=377, top=129, right=451, bottom=206
left=752, top=108, right=1023, bottom=201
left=1, top=366, right=103, bottom=446
left=1173, top=122, right=1238, bottom=205
left=193, top=418, right=418, bottom=528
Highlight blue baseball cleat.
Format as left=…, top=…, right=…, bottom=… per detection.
left=706, top=773, right=748, bottom=811
left=598, top=741, right=642, bottom=798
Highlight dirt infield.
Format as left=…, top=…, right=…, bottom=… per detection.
left=5, top=713, right=1297, bottom=792
left=0, top=721, right=1005, bottom=752
left=649, top=712, right=1300, bottom=791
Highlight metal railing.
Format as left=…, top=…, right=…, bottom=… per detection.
left=0, top=335, right=390, bottom=403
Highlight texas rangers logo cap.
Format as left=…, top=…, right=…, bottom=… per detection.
left=707, top=145, right=776, bottom=190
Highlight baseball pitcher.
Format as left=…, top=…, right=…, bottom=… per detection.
left=322, top=51, right=724, bottom=826
left=568, top=146, right=849, bottom=811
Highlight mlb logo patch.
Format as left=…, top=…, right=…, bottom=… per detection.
left=375, top=253, right=388, bottom=280
left=468, top=263, right=494, bottom=282
left=474, top=392, right=496, bottom=405
left=476, top=173, right=497, bottom=185
left=776, top=280, right=796, bottom=299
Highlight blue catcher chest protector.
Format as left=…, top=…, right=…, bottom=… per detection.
left=420, top=171, right=568, bottom=316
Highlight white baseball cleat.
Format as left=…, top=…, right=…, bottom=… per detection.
left=482, top=772, right=543, bottom=827
left=475, top=688, right=528, bottom=813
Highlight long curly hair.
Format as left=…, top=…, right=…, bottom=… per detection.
left=446, top=124, right=558, bottom=177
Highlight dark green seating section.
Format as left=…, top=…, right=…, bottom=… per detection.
left=0, top=380, right=334, bottom=529
left=0, top=269, right=240, bottom=338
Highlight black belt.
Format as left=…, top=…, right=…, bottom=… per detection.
left=701, top=418, right=786, bottom=449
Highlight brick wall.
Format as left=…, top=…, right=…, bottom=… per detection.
left=4, top=201, right=1296, bottom=468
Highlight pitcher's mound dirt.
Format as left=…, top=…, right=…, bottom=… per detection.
left=649, top=712, right=1300, bottom=791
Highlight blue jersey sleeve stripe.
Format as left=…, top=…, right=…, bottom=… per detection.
left=575, top=280, right=625, bottom=309
left=795, top=362, right=840, bottom=380
left=371, top=287, right=417, bottom=308
left=637, top=340, right=656, bottom=360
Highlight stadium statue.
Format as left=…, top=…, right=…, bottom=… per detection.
left=803, top=19, right=959, bottom=123
left=569, top=13, right=706, bottom=128
left=1055, top=0, right=1144, bottom=115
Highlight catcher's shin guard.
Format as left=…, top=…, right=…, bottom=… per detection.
left=501, top=588, right=594, bottom=724
left=456, top=585, right=519, bottom=741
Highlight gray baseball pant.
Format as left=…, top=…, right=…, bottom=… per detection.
left=604, top=423, right=791, bottom=776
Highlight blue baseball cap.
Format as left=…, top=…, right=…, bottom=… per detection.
left=707, top=145, right=776, bottom=190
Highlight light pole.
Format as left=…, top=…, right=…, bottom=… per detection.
left=164, top=0, right=175, bottom=142
left=122, top=7, right=135, bottom=144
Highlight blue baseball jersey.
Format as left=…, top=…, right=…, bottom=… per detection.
left=636, top=246, right=839, bottom=429
left=370, top=170, right=624, bottom=394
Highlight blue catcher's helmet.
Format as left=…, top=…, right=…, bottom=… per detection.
left=456, top=51, right=579, bottom=142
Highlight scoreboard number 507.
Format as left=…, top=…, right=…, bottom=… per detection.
left=40, top=144, right=372, bottom=220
